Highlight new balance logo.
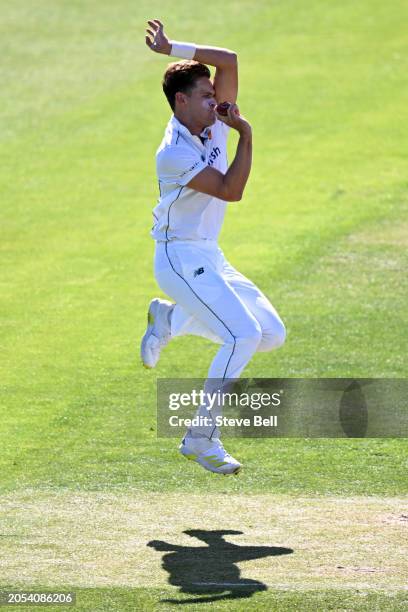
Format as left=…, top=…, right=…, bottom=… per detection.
left=194, top=267, right=204, bottom=277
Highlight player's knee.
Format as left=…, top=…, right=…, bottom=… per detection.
left=236, top=319, right=263, bottom=349
left=259, top=319, right=286, bottom=352
left=274, top=320, right=286, bottom=348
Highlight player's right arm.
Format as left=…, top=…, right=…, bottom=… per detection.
left=187, top=103, right=252, bottom=202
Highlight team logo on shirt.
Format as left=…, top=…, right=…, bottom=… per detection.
left=194, top=267, right=205, bottom=277
left=208, top=147, right=221, bottom=166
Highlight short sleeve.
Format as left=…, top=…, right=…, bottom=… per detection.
left=157, top=146, right=207, bottom=187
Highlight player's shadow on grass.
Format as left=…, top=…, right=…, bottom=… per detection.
left=147, top=529, right=293, bottom=604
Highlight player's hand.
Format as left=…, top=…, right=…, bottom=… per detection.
left=215, top=103, right=251, bottom=135
left=145, top=19, right=172, bottom=55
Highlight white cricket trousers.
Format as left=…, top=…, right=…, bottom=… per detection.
left=154, top=239, right=286, bottom=437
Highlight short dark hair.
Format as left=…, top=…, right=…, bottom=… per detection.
left=162, top=60, right=211, bottom=111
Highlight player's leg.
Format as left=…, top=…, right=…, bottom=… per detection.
left=220, top=256, right=286, bottom=353
left=164, top=252, right=286, bottom=353
left=154, top=241, right=262, bottom=474
left=141, top=249, right=284, bottom=366
left=155, top=241, right=262, bottom=380
left=171, top=303, right=223, bottom=344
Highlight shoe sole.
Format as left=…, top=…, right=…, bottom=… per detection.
left=141, top=326, right=154, bottom=368
left=140, top=301, right=158, bottom=368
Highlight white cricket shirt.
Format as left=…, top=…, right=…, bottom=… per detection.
left=151, top=115, right=230, bottom=242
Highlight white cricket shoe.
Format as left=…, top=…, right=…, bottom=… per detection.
left=179, top=435, right=242, bottom=475
left=141, top=298, right=173, bottom=368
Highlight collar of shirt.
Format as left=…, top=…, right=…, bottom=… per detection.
left=170, top=115, right=212, bottom=151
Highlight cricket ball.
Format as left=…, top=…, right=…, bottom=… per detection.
left=215, top=101, right=231, bottom=116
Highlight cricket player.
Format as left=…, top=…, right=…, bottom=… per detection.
left=141, top=19, right=286, bottom=475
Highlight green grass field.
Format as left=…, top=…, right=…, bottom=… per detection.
left=1, top=0, right=407, bottom=609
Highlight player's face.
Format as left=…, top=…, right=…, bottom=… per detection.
left=188, top=78, right=217, bottom=126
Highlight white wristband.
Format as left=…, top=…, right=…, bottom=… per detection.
left=169, top=41, right=196, bottom=60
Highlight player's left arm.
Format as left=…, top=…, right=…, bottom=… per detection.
left=145, top=19, right=238, bottom=103
left=212, top=53, right=238, bottom=105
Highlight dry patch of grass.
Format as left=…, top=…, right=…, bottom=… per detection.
left=0, top=491, right=407, bottom=592
left=347, top=221, right=408, bottom=249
